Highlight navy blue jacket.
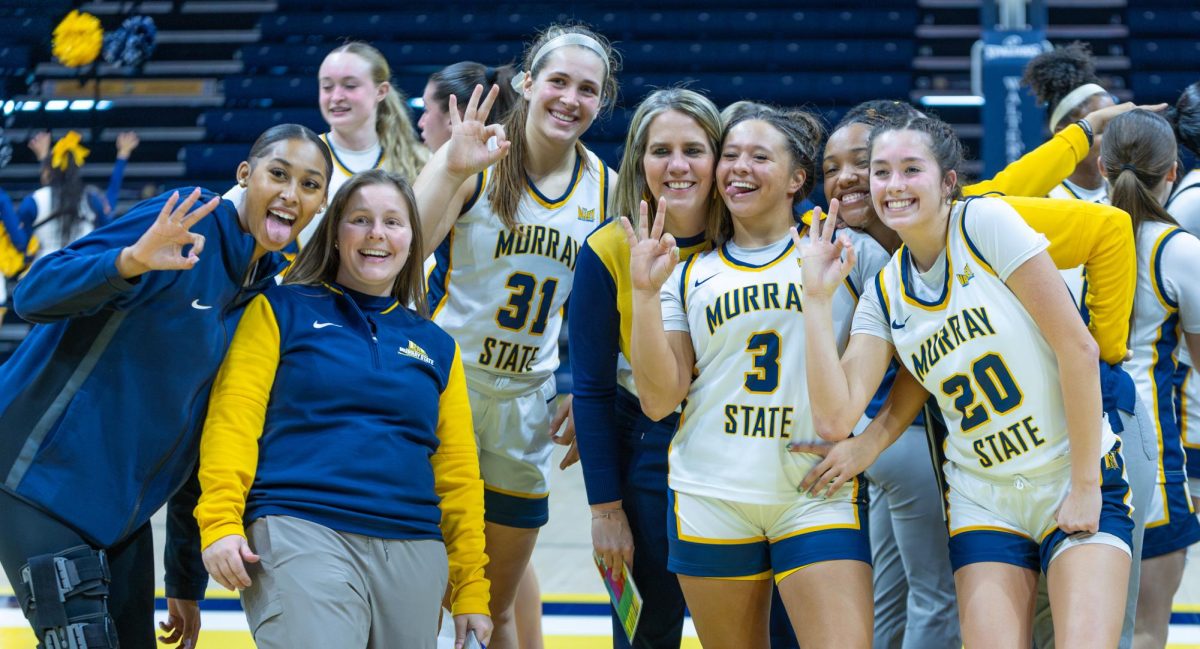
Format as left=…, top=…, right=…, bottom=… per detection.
left=0, top=189, right=285, bottom=595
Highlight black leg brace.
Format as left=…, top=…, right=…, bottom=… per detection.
left=19, top=545, right=119, bottom=649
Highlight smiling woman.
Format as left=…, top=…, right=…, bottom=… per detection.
left=0, top=123, right=330, bottom=649
left=196, top=169, right=492, bottom=649
left=624, top=104, right=888, bottom=649
left=412, top=23, right=621, bottom=649
left=570, top=87, right=723, bottom=649
left=223, top=42, right=429, bottom=248
left=800, top=115, right=1135, bottom=649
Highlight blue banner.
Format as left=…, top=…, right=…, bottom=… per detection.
left=972, top=31, right=1050, bottom=177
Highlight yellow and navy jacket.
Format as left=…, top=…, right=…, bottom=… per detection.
left=196, top=282, right=490, bottom=616
left=569, top=219, right=708, bottom=504
left=965, top=122, right=1092, bottom=198
left=0, top=189, right=286, bottom=596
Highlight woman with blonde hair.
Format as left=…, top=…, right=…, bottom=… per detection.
left=572, top=87, right=723, bottom=648
left=226, top=41, right=428, bottom=247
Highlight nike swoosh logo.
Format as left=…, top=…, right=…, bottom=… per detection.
left=190, top=299, right=212, bottom=310
left=694, top=273, right=720, bottom=288
left=313, top=321, right=343, bottom=329
left=890, top=316, right=911, bottom=330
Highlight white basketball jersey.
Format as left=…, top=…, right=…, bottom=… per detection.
left=664, top=228, right=887, bottom=504
left=1126, top=222, right=1199, bottom=484
left=1047, top=180, right=1109, bottom=311
left=874, top=198, right=1115, bottom=479
left=428, top=150, right=609, bottom=380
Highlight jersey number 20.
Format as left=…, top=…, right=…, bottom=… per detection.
left=940, top=352, right=1023, bottom=432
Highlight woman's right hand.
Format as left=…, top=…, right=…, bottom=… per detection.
left=115, top=131, right=140, bottom=159
left=443, top=84, right=511, bottom=178
left=796, top=198, right=856, bottom=300
left=201, top=534, right=260, bottom=591
left=591, top=503, right=635, bottom=573
left=116, top=188, right=219, bottom=279
left=620, top=199, right=678, bottom=293
left=453, top=613, right=492, bottom=649
left=1083, top=101, right=1168, bottom=135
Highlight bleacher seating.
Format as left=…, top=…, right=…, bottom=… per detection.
left=215, top=3, right=922, bottom=174
left=1126, top=4, right=1200, bottom=105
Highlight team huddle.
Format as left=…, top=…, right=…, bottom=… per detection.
left=0, top=20, right=1198, bottom=649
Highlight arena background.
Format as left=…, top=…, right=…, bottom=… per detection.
left=0, top=0, right=1197, bottom=646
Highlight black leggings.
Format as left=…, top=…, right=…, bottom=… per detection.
left=0, top=489, right=156, bottom=648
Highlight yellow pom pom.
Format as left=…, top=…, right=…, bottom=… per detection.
left=52, top=10, right=104, bottom=68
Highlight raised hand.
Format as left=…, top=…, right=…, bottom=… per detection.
left=1084, top=101, right=1168, bottom=135
left=116, top=131, right=140, bottom=159
left=797, top=198, right=856, bottom=300
left=444, top=84, right=511, bottom=178
left=28, top=131, right=51, bottom=162
left=116, top=188, right=219, bottom=278
left=620, top=199, right=678, bottom=293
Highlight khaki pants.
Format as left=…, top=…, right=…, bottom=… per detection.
left=242, top=515, right=449, bottom=649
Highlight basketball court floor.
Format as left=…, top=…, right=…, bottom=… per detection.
left=2, top=445, right=1197, bottom=647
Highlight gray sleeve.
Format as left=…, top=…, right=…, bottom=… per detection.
left=850, top=282, right=894, bottom=343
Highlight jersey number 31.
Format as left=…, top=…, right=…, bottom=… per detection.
left=496, top=272, right=559, bottom=335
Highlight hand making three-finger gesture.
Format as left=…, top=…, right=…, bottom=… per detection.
left=620, top=199, right=677, bottom=294
left=792, top=197, right=856, bottom=301
left=116, top=188, right=220, bottom=279
left=443, top=84, right=511, bottom=179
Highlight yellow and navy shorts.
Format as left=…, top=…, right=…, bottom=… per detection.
left=1143, top=477, right=1200, bottom=559
left=946, top=442, right=1135, bottom=574
left=466, top=368, right=557, bottom=528
left=666, top=484, right=870, bottom=583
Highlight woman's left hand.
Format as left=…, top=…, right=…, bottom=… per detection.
left=550, top=395, right=578, bottom=469
left=453, top=613, right=493, bottom=648
left=1056, top=482, right=1101, bottom=534
left=158, top=597, right=201, bottom=649
left=795, top=198, right=856, bottom=300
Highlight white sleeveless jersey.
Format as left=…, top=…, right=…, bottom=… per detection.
left=1047, top=180, right=1109, bottom=311
left=1125, top=222, right=1200, bottom=485
left=663, top=228, right=888, bottom=503
left=866, top=198, right=1116, bottom=480
left=428, top=150, right=609, bottom=380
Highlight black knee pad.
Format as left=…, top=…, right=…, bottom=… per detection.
left=19, top=545, right=118, bottom=649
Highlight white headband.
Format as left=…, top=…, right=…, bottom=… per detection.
left=1049, top=83, right=1108, bottom=130
left=510, top=33, right=609, bottom=91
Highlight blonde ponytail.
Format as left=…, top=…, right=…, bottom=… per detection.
left=377, top=85, right=429, bottom=182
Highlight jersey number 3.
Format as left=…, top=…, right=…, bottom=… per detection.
left=940, top=352, right=1023, bottom=432
left=496, top=272, right=559, bottom=335
left=744, top=331, right=781, bottom=393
